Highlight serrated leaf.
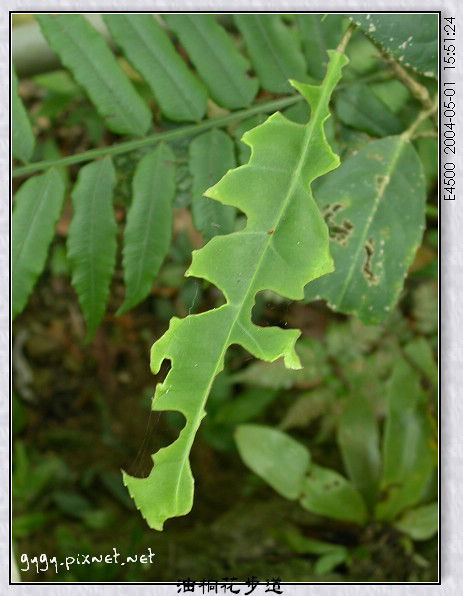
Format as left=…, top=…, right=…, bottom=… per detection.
left=393, top=502, right=438, bottom=541
left=163, top=14, right=258, bottom=109
left=305, top=136, right=426, bottom=324
left=66, top=157, right=117, bottom=340
left=12, top=169, right=66, bottom=319
left=189, top=129, right=236, bottom=242
left=337, top=394, right=381, bottom=509
left=117, top=143, right=176, bottom=314
left=35, top=14, right=151, bottom=136
left=347, top=14, right=438, bottom=78
left=103, top=14, right=207, bottom=123
left=123, top=50, right=348, bottom=530
left=335, top=84, right=403, bottom=137
left=301, top=464, right=368, bottom=525
left=375, top=349, right=436, bottom=522
left=235, top=424, right=310, bottom=500
left=12, top=66, right=35, bottom=163
left=295, top=14, right=346, bottom=80
left=233, top=14, right=307, bottom=94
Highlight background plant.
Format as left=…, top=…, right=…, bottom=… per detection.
left=12, top=12, right=438, bottom=582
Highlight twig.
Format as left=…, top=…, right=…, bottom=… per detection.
left=380, top=51, right=438, bottom=129
left=401, top=94, right=438, bottom=142
left=336, top=23, right=356, bottom=54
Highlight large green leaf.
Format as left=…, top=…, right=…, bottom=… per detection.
left=347, top=14, right=438, bottom=78
left=235, top=424, right=310, bottom=500
left=35, top=14, right=151, bottom=137
left=300, top=464, right=368, bottom=526
left=66, top=157, right=117, bottom=340
left=12, top=66, right=35, bottom=163
left=233, top=14, right=307, bottom=94
left=188, top=129, right=236, bottom=242
left=295, top=14, right=346, bottom=80
left=375, top=345, right=436, bottom=522
left=162, top=14, right=258, bottom=109
left=123, top=50, right=349, bottom=530
left=305, top=136, right=426, bottom=324
left=117, top=143, right=176, bottom=314
left=337, top=394, right=381, bottom=509
left=335, top=84, right=403, bottom=137
left=12, top=169, right=66, bottom=319
left=103, top=14, right=207, bottom=123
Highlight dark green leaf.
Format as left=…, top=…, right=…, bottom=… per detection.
left=35, top=14, right=151, bottom=136
left=295, top=14, right=346, bottom=80
left=103, top=14, right=207, bottom=122
left=335, top=84, right=403, bottom=137
left=12, top=169, right=66, bottom=319
left=300, top=464, right=368, bottom=525
left=163, top=14, right=258, bottom=109
left=235, top=424, right=310, bottom=500
left=337, top=394, right=381, bottom=509
left=67, top=158, right=117, bottom=340
left=118, top=143, right=176, bottom=314
left=189, top=129, right=236, bottom=242
left=305, top=136, right=426, bottom=324
left=347, top=14, right=438, bottom=78
left=233, top=14, right=306, bottom=93
left=12, top=66, right=35, bottom=163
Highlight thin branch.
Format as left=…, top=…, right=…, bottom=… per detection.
left=380, top=51, right=438, bottom=129
left=13, top=95, right=303, bottom=178
left=401, top=94, right=438, bottom=142
left=336, top=22, right=356, bottom=54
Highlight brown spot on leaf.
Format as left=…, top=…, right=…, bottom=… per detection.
left=322, top=203, right=354, bottom=246
left=362, top=237, right=380, bottom=286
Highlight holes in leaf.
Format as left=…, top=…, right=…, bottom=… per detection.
left=362, top=237, right=380, bottom=287
left=322, top=203, right=353, bottom=246
left=126, top=406, right=186, bottom=479
left=251, top=290, right=291, bottom=329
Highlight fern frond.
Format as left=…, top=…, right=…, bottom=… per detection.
left=103, top=14, right=208, bottom=123
left=13, top=169, right=66, bottom=319
left=233, top=14, right=307, bottom=94
left=35, top=14, right=151, bottom=137
left=67, top=157, right=117, bottom=340
left=117, top=143, right=177, bottom=314
left=12, top=66, right=35, bottom=163
left=163, top=14, right=259, bottom=109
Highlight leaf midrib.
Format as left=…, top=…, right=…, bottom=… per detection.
left=169, top=61, right=338, bottom=505
left=336, top=137, right=406, bottom=307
